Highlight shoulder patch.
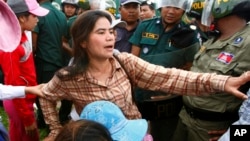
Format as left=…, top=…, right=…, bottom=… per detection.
left=233, top=37, right=243, bottom=44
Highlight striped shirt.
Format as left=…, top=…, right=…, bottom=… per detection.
left=40, top=52, right=229, bottom=136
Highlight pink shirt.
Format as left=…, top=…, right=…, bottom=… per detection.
left=143, top=133, right=153, bottom=141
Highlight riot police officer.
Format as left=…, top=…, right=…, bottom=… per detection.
left=173, top=0, right=250, bottom=140
left=129, top=0, right=200, bottom=140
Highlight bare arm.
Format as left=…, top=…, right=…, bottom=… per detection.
left=119, top=53, right=249, bottom=100
left=25, top=84, right=45, bottom=97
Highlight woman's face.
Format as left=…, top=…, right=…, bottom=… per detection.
left=83, top=17, right=115, bottom=60
left=20, top=14, right=38, bottom=31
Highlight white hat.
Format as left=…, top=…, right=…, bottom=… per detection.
left=111, top=19, right=127, bottom=28
left=120, top=0, right=141, bottom=5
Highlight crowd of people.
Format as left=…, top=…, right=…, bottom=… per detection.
left=0, top=0, right=250, bottom=141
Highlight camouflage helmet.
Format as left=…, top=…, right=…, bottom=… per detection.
left=78, top=0, right=90, bottom=10
left=155, top=0, right=193, bottom=11
left=187, top=0, right=205, bottom=19
left=202, top=0, right=250, bottom=26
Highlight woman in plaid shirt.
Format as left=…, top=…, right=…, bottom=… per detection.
left=39, top=10, right=250, bottom=141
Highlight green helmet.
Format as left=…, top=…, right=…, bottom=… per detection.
left=202, top=0, right=250, bottom=26
left=212, top=0, right=250, bottom=18
left=78, top=0, right=90, bottom=10
left=187, top=0, right=205, bottom=19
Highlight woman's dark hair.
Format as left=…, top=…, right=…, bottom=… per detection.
left=56, top=10, right=112, bottom=80
left=55, top=119, right=113, bottom=141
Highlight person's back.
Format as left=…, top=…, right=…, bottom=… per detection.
left=173, top=0, right=250, bottom=141
left=33, top=0, right=67, bottom=70
left=32, top=0, right=67, bottom=129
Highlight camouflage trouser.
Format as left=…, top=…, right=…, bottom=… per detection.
left=171, top=108, right=235, bottom=141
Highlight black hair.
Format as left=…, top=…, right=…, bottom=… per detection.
left=140, top=1, right=155, bottom=10
left=55, top=119, right=113, bottom=141
left=56, top=10, right=112, bottom=80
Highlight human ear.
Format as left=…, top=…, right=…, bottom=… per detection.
left=18, top=16, right=25, bottom=23
left=80, top=41, right=87, bottom=48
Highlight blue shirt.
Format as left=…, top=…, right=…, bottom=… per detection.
left=114, top=26, right=137, bottom=53
left=219, top=88, right=250, bottom=141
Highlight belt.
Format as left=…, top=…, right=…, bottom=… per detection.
left=137, top=95, right=183, bottom=120
left=184, top=103, right=239, bottom=121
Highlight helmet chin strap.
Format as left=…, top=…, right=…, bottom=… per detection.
left=205, top=21, right=221, bottom=38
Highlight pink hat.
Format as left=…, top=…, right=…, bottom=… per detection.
left=0, top=0, right=21, bottom=52
left=7, top=0, right=49, bottom=16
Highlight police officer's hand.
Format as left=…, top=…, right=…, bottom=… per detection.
left=208, top=129, right=227, bottom=141
left=224, top=71, right=250, bottom=100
